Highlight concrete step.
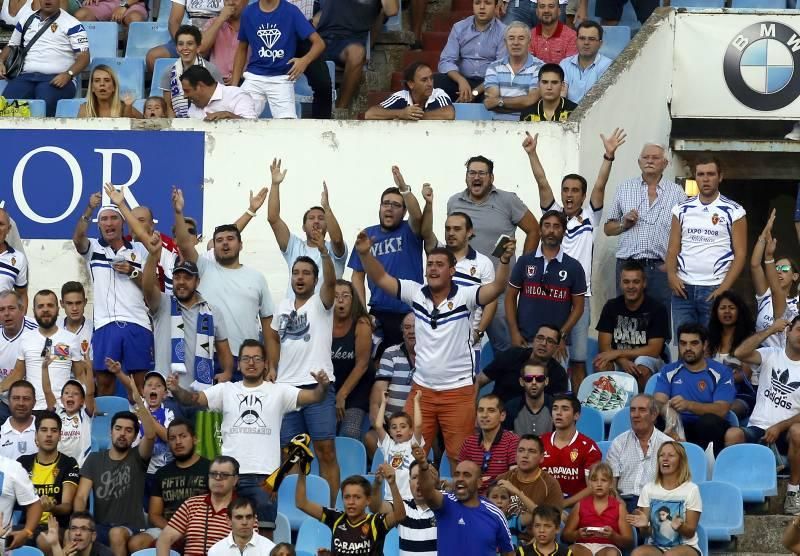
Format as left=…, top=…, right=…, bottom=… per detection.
left=731, top=514, right=794, bottom=554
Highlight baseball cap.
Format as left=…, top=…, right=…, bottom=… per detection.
left=173, top=260, right=199, bottom=277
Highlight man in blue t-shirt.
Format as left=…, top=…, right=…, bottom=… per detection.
left=347, top=166, right=432, bottom=355
left=411, top=444, right=515, bottom=556
left=507, top=210, right=586, bottom=389
left=654, top=322, right=735, bottom=454
left=231, top=0, right=325, bottom=118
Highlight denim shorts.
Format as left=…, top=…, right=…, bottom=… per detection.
left=237, top=474, right=277, bottom=529
left=741, top=425, right=789, bottom=454
left=569, top=303, right=590, bottom=363
left=280, top=384, right=337, bottom=444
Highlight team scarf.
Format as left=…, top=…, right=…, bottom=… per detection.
left=170, top=296, right=215, bottom=390
left=169, top=56, right=207, bottom=118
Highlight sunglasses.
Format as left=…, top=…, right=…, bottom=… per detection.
left=776, top=264, right=792, bottom=272
left=41, top=337, right=52, bottom=358
left=481, top=451, right=492, bottom=473
left=430, top=308, right=440, bottom=330
left=522, top=374, right=547, bottom=383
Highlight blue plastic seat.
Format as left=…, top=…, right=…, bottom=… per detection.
left=597, top=440, right=611, bottom=459
left=453, top=102, right=492, bottom=120
left=294, top=60, right=336, bottom=103
left=644, top=374, right=659, bottom=395
left=150, top=57, right=178, bottom=97
left=55, top=98, right=86, bottom=118
left=370, top=449, right=385, bottom=473
left=10, top=547, right=45, bottom=555
left=1, top=99, right=46, bottom=117
left=310, top=436, right=367, bottom=479
left=671, top=0, right=724, bottom=6
left=698, top=481, right=744, bottom=541
left=586, top=337, right=599, bottom=371
left=277, top=474, right=331, bottom=530
left=713, top=444, right=777, bottom=502
left=599, top=25, right=631, bottom=59
left=295, top=517, right=332, bottom=554
left=0, top=81, right=5, bottom=95
left=681, top=441, right=707, bottom=484
left=125, top=22, right=171, bottom=58
left=131, top=550, right=180, bottom=556
left=726, top=410, right=739, bottom=428
left=438, top=453, right=452, bottom=477
left=274, top=512, right=291, bottom=544
left=83, top=22, right=119, bottom=60
left=90, top=58, right=146, bottom=100
left=577, top=371, right=637, bottom=424
left=383, top=527, right=400, bottom=556
left=577, top=405, right=605, bottom=442
left=608, top=407, right=631, bottom=442
left=696, top=524, right=709, bottom=556
left=133, top=98, right=146, bottom=113
left=731, top=0, right=787, bottom=6
left=156, top=0, right=173, bottom=22
left=91, top=396, right=130, bottom=451
left=479, top=341, right=494, bottom=371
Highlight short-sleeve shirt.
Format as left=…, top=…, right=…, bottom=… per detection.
left=606, top=428, right=671, bottom=497
left=559, top=53, right=613, bottom=103
left=654, top=359, right=735, bottom=424
left=18, top=327, right=81, bottom=410
left=170, top=0, right=220, bottom=24
left=673, top=194, right=746, bottom=286
left=494, top=467, right=563, bottom=518
left=57, top=405, right=92, bottom=466
left=446, top=187, right=529, bottom=267
left=282, top=233, right=348, bottom=298
left=0, top=456, right=39, bottom=531
left=320, top=507, right=390, bottom=556
left=204, top=380, right=299, bottom=474
left=398, top=279, right=480, bottom=390
left=271, top=294, right=334, bottom=385
left=167, top=494, right=231, bottom=556
left=755, top=292, right=799, bottom=348
left=0, top=418, right=36, bottom=460
left=541, top=431, right=601, bottom=498
left=347, top=221, right=423, bottom=314
left=508, top=247, right=587, bottom=341
left=377, top=435, right=423, bottom=501
left=529, top=22, right=577, bottom=64
left=238, top=0, right=314, bottom=77
left=10, top=8, right=88, bottom=74
left=451, top=246, right=495, bottom=330
left=638, top=481, right=702, bottom=549
left=458, top=429, right=520, bottom=493
left=316, top=0, right=382, bottom=40
left=483, top=54, right=542, bottom=121
left=17, top=452, right=79, bottom=526
left=434, top=494, right=514, bottom=554
left=380, top=89, right=453, bottom=111
left=545, top=200, right=602, bottom=296
left=596, top=295, right=669, bottom=353
left=0, top=246, right=28, bottom=292
left=520, top=97, right=577, bottom=122
left=0, top=318, right=36, bottom=381
left=374, top=343, right=413, bottom=417
left=748, top=347, right=800, bottom=429
left=152, top=457, right=210, bottom=521
left=195, top=256, right=274, bottom=353
left=80, top=449, right=149, bottom=529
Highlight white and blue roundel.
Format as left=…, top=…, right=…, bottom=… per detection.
left=723, top=21, right=800, bottom=111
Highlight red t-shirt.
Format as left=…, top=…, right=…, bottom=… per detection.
left=541, top=431, right=601, bottom=498
left=576, top=495, right=622, bottom=544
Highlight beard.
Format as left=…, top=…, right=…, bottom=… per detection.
left=35, top=313, right=58, bottom=329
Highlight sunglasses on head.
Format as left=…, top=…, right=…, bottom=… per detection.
left=522, top=374, right=547, bottom=383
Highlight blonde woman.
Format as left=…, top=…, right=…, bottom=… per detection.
left=627, top=442, right=702, bottom=555
left=78, top=64, right=142, bottom=118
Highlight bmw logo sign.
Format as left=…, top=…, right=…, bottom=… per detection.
left=723, top=22, right=800, bottom=111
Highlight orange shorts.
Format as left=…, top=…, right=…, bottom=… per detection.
left=404, top=382, right=476, bottom=460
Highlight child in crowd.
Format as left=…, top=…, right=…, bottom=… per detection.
left=143, top=96, right=168, bottom=118
left=375, top=389, right=424, bottom=501
left=270, top=544, right=295, bottom=556
left=488, top=482, right=531, bottom=548
left=562, top=462, right=633, bottom=555
left=296, top=465, right=406, bottom=556
left=518, top=505, right=571, bottom=556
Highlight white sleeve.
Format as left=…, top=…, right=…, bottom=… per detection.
left=14, top=255, right=28, bottom=288
left=258, top=276, right=274, bottom=318
left=10, top=462, right=39, bottom=507
left=204, top=383, right=226, bottom=412
left=70, top=336, right=82, bottom=362
left=398, top=279, right=421, bottom=308
left=685, top=483, right=702, bottom=513
left=637, top=483, right=651, bottom=509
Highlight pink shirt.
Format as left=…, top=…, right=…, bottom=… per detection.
left=529, top=22, right=578, bottom=64
left=202, top=18, right=242, bottom=80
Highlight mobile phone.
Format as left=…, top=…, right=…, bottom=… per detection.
left=111, top=254, right=126, bottom=264
left=584, top=527, right=606, bottom=534
left=491, top=235, right=512, bottom=258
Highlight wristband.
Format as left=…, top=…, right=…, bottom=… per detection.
left=499, top=257, right=511, bottom=264
left=764, top=258, right=776, bottom=264
left=23, top=529, right=34, bottom=539
left=245, top=209, right=257, bottom=217
left=399, top=189, right=412, bottom=196
left=603, top=153, right=615, bottom=161
left=81, top=215, right=91, bottom=222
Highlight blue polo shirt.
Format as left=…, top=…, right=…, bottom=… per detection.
left=435, top=494, right=514, bottom=555
left=508, top=247, right=586, bottom=341
left=347, top=221, right=423, bottom=314
left=239, top=0, right=314, bottom=77
left=654, top=358, right=735, bottom=424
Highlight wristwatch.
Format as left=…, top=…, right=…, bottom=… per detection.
left=130, top=269, right=140, bottom=279
left=67, top=70, right=74, bottom=77
left=119, top=1, right=129, bottom=7
left=497, top=98, right=505, bottom=108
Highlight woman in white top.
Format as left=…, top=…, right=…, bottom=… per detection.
left=0, top=0, right=36, bottom=27
left=627, top=441, right=703, bottom=555
left=752, top=209, right=800, bottom=349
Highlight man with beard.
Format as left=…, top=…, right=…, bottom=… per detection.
left=267, top=229, right=339, bottom=505
left=654, top=323, right=734, bottom=454
left=0, top=290, right=37, bottom=424
left=0, top=290, right=82, bottom=411
left=75, top=387, right=157, bottom=556
left=128, top=418, right=210, bottom=551
left=528, top=0, right=577, bottom=64
left=412, top=444, right=514, bottom=555
left=42, top=511, right=113, bottom=556
left=172, top=187, right=274, bottom=382
left=506, top=362, right=554, bottom=437
left=73, top=192, right=153, bottom=396
left=507, top=210, right=586, bottom=389
left=347, top=166, right=432, bottom=356
left=0, top=380, right=37, bottom=460
left=356, top=231, right=516, bottom=473
left=267, top=159, right=348, bottom=297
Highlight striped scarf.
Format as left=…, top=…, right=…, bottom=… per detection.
left=169, top=56, right=207, bottom=118
left=170, top=296, right=215, bottom=390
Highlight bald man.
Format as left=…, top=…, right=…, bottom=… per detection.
left=0, top=209, right=29, bottom=313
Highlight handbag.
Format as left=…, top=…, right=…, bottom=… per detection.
left=3, top=11, right=59, bottom=79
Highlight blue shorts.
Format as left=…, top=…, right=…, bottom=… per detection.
left=161, top=39, right=178, bottom=57
left=323, top=35, right=367, bottom=66
left=95, top=523, right=139, bottom=546
left=92, top=322, right=154, bottom=373
left=568, top=302, right=590, bottom=363
left=237, top=474, right=277, bottom=529
left=280, top=384, right=337, bottom=444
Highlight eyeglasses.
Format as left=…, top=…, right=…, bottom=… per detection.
left=466, top=170, right=489, bottom=178
left=534, top=334, right=558, bottom=345
left=69, top=526, right=95, bottom=533
left=41, top=337, right=52, bottom=358
left=777, top=264, right=792, bottom=272
left=239, top=355, right=263, bottom=363
left=429, top=308, right=440, bottom=330
left=381, top=200, right=404, bottom=210
left=522, top=374, right=547, bottom=383
left=481, top=451, right=492, bottom=472
left=186, top=228, right=197, bottom=235
left=334, top=293, right=352, bottom=301
left=209, top=471, right=237, bottom=479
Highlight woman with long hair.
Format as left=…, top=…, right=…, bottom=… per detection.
left=707, top=290, right=756, bottom=418
left=627, top=442, right=702, bottom=555
left=331, top=279, right=375, bottom=440
left=78, top=65, right=141, bottom=118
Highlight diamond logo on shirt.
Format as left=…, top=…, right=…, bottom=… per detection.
left=257, top=25, right=282, bottom=49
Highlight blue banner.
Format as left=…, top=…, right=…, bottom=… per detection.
left=0, top=129, right=205, bottom=239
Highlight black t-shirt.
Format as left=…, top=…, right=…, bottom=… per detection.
left=17, top=452, right=80, bottom=528
left=483, top=347, right=570, bottom=402
left=596, top=295, right=669, bottom=357
left=317, top=0, right=382, bottom=40
left=520, top=98, right=578, bottom=122
left=321, top=507, right=390, bottom=556
left=152, top=457, right=210, bottom=521
left=332, top=321, right=375, bottom=411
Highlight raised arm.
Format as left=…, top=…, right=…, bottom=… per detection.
left=751, top=209, right=775, bottom=295
left=296, top=371, right=332, bottom=407
left=354, top=231, right=399, bottom=298
left=172, top=187, right=198, bottom=264
left=295, top=470, right=324, bottom=520
left=320, top=181, right=346, bottom=258
left=104, top=183, right=148, bottom=242
left=309, top=228, right=336, bottom=308
left=764, top=234, right=786, bottom=319
left=392, top=166, right=424, bottom=236
left=41, top=356, right=57, bottom=411
left=72, top=192, right=102, bottom=254
left=734, top=319, right=788, bottom=365
left=166, top=372, right=209, bottom=408
left=377, top=464, right=407, bottom=528
left=521, top=132, right=555, bottom=210
left=374, top=390, right=388, bottom=441
left=420, top=184, right=437, bottom=255
left=412, top=444, right=443, bottom=509
left=477, top=239, right=516, bottom=306
left=590, top=128, right=627, bottom=209
left=232, top=187, right=268, bottom=234
left=141, top=233, right=164, bottom=311
left=266, top=158, right=291, bottom=252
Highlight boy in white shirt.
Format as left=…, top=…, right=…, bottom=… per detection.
left=43, top=361, right=94, bottom=467
left=375, top=389, right=424, bottom=501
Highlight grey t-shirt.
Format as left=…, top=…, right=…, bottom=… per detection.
left=159, top=59, right=225, bottom=93
left=513, top=403, right=553, bottom=437
left=317, top=0, right=382, bottom=39
left=446, top=187, right=529, bottom=266
left=151, top=292, right=229, bottom=389
left=195, top=256, right=274, bottom=353
left=80, top=450, right=148, bottom=529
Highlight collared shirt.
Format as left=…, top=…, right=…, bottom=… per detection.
left=0, top=245, right=28, bottom=293
left=10, top=8, right=88, bottom=74
left=520, top=97, right=577, bottom=122
left=168, top=494, right=235, bottom=556
left=380, top=88, right=453, bottom=111
left=654, top=359, right=735, bottom=424
left=207, top=532, right=276, bottom=556
left=606, top=176, right=687, bottom=260
left=0, top=455, right=39, bottom=531
left=375, top=343, right=414, bottom=417
left=452, top=246, right=495, bottom=329
left=438, top=15, right=507, bottom=79
left=529, top=22, right=577, bottom=64
left=484, top=53, right=543, bottom=120
left=458, top=429, right=520, bottom=493
left=606, top=428, right=671, bottom=496
left=188, top=84, right=258, bottom=120
left=559, top=53, right=613, bottom=103
left=0, top=418, right=36, bottom=460
left=543, top=200, right=602, bottom=296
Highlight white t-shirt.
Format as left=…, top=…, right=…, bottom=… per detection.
left=282, top=233, right=347, bottom=298
left=170, top=0, right=220, bottom=23
left=9, top=8, right=89, bottom=75
left=378, top=435, right=424, bottom=501
left=204, top=380, right=299, bottom=475
left=449, top=246, right=495, bottom=331
left=57, top=316, right=93, bottom=360
left=272, top=294, right=334, bottom=386
left=0, top=318, right=36, bottom=382
left=548, top=201, right=602, bottom=297
left=755, top=292, right=799, bottom=349
left=638, top=481, right=702, bottom=549
left=748, top=347, right=800, bottom=430
left=0, top=246, right=28, bottom=292
left=57, top=404, right=92, bottom=466
left=18, top=328, right=81, bottom=410
left=672, top=194, right=746, bottom=286
left=0, top=455, right=39, bottom=530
